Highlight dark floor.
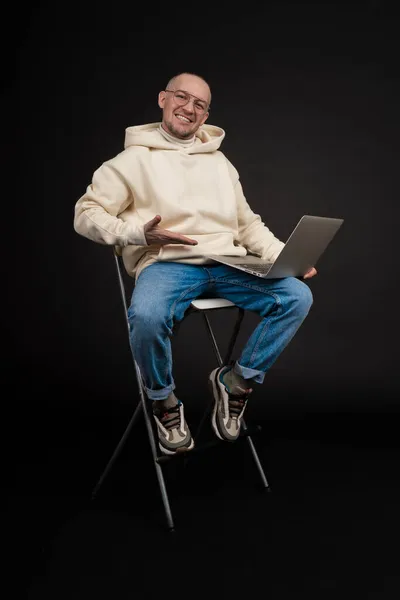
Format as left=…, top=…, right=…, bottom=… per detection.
left=7, top=400, right=400, bottom=599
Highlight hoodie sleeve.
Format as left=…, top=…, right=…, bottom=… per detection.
left=226, top=160, right=285, bottom=261
left=74, top=160, right=147, bottom=247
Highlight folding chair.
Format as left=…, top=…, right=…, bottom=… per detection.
left=91, top=248, right=270, bottom=531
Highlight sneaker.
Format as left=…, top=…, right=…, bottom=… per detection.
left=209, top=366, right=251, bottom=441
left=152, top=400, right=194, bottom=455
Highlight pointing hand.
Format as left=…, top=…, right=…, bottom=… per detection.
left=144, top=215, right=198, bottom=246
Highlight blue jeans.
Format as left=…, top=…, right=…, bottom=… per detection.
left=127, top=262, right=313, bottom=400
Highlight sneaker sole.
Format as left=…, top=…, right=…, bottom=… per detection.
left=158, top=437, right=195, bottom=456
left=209, top=369, right=225, bottom=441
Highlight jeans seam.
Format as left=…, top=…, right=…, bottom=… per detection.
left=214, top=276, right=282, bottom=305
left=168, top=280, right=212, bottom=325
left=215, top=276, right=280, bottom=296
left=215, top=276, right=283, bottom=369
left=249, top=302, right=282, bottom=365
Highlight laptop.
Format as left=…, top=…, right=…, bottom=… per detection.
left=206, top=215, right=344, bottom=278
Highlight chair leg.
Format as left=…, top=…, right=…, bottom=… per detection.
left=113, top=249, right=175, bottom=530
left=241, top=421, right=270, bottom=490
left=202, top=309, right=244, bottom=367
left=91, top=400, right=142, bottom=500
left=91, top=363, right=175, bottom=531
left=138, top=373, right=175, bottom=532
left=223, top=308, right=245, bottom=365
left=201, top=309, right=271, bottom=491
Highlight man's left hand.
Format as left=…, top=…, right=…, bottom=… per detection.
left=303, top=267, right=317, bottom=279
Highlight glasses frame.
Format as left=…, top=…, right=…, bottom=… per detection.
left=164, top=89, right=210, bottom=114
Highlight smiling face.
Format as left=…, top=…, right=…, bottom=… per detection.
left=158, top=73, right=210, bottom=139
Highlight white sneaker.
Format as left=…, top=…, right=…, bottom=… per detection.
left=209, top=367, right=251, bottom=442
left=152, top=400, right=194, bottom=455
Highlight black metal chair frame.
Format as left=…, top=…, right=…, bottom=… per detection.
left=91, top=249, right=270, bottom=531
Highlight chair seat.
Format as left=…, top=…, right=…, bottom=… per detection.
left=190, top=298, right=236, bottom=311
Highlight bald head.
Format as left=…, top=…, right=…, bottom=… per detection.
left=166, top=72, right=211, bottom=106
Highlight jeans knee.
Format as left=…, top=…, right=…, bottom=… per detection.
left=128, top=305, right=169, bottom=338
left=295, top=281, right=313, bottom=316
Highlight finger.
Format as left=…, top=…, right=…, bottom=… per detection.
left=177, top=236, right=198, bottom=245
left=303, top=267, right=317, bottom=279
left=160, top=230, right=198, bottom=245
left=144, top=215, right=162, bottom=230
left=166, top=237, right=198, bottom=245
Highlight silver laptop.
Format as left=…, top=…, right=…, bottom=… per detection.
left=207, top=215, right=344, bottom=278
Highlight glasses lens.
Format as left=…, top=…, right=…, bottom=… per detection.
left=174, top=91, right=189, bottom=105
left=173, top=90, right=207, bottom=114
left=194, top=101, right=207, bottom=113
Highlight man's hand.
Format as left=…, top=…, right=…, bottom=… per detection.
left=144, top=215, right=198, bottom=246
left=303, top=267, right=317, bottom=279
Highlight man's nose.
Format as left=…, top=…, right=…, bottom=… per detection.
left=182, top=99, right=195, bottom=112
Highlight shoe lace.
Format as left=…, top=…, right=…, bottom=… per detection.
left=227, top=391, right=250, bottom=419
left=155, top=404, right=181, bottom=430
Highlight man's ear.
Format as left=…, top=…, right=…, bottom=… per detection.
left=200, top=111, right=209, bottom=127
left=158, top=91, right=166, bottom=109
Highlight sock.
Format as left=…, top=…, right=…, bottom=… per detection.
left=153, top=392, right=179, bottom=411
left=221, top=367, right=252, bottom=395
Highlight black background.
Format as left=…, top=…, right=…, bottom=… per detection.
left=6, top=1, right=400, bottom=597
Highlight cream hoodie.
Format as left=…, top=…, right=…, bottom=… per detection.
left=74, top=122, right=284, bottom=279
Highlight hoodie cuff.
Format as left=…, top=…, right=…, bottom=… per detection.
left=125, top=224, right=147, bottom=247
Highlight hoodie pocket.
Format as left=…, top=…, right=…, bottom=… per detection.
left=157, top=232, right=247, bottom=261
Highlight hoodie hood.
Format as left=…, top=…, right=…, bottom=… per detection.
left=124, top=122, right=225, bottom=154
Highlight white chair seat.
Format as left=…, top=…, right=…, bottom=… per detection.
left=190, top=298, right=235, bottom=311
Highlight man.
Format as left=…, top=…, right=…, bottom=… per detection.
left=74, top=72, right=316, bottom=456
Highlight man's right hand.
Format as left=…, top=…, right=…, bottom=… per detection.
left=144, top=215, right=198, bottom=246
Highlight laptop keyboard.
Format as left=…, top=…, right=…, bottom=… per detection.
left=240, top=263, right=273, bottom=273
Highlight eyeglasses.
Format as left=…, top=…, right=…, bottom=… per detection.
left=165, top=89, right=210, bottom=114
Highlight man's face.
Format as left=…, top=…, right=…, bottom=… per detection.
left=158, top=75, right=210, bottom=139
